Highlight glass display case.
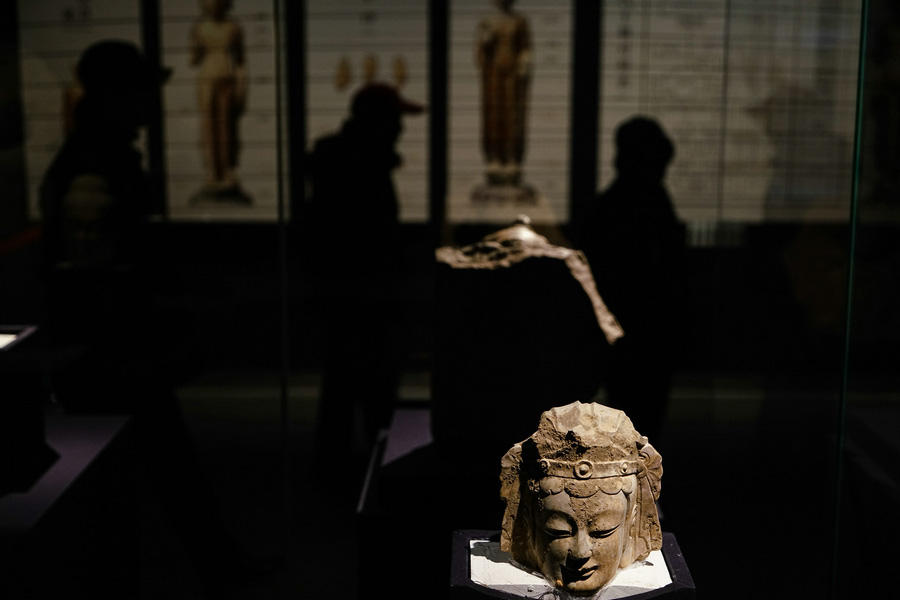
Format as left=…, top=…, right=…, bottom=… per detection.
left=1, top=1, right=897, bottom=597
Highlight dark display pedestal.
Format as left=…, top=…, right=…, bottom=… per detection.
left=357, top=407, right=484, bottom=600
left=0, top=407, right=136, bottom=599
left=450, top=530, right=695, bottom=600
left=0, top=325, right=58, bottom=496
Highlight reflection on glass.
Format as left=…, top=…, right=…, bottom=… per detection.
left=449, top=0, right=573, bottom=224
left=305, top=0, right=429, bottom=222
left=600, top=0, right=860, bottom=224
left=475, top=0, right=533, bottom=192
left=189, top=0, right=251, bottom=205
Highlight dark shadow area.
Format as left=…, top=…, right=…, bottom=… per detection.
left=298, top=82, right=425, bottom=486
left=574, top=116, right=686, bottom=443
left=4, top=4, right=900, bottom=600
left=25, top=40, right=274, bottom=598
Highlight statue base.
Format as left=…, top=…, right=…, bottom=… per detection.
left=451, top=531, right=695, bottom=600
left=471, top=183, right=538, bottom=205
left=189, top=183, right=252, bottom=206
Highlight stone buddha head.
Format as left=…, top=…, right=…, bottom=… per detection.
left=499, top=402, right=663, bottom=596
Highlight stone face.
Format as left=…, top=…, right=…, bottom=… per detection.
left=500, top=402, right=663, bottom=596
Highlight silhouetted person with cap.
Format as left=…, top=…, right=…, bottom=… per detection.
left=577, top=116, right=686, bottom=443
left=40, top=40, right=267, bottom=596
left=303, top=83, right=423, bottom=481
left=307, top=82, right=423, bottom=273
left=41, top=40, right=174, bottom=414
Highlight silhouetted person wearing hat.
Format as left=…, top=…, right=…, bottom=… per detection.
left=303, top=83, right=424, bottom=481
left=40, top=40, right=266, bottom=596
left=577, top=117, right=686, bottom=443
left=306, top=82, right=423, bottom=273
left=41, top=40, right=174, bottom=415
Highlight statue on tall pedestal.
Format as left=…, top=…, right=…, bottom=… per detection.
left=474, top=0, right=536, bottom=203
left=190, top=0, right=251, bottom=205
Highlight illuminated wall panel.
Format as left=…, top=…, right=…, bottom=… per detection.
left=16, top=0, right=142, bottom=219
left=448, top=0, right=573, bottom=225
left=306, top=0, right=429, bottom=222
left=160, top=0, right=280, bottom=221
left=600, top=0, right=861, bottom=224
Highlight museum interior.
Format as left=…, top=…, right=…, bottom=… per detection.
left=2, top=1, right=899, bottom=599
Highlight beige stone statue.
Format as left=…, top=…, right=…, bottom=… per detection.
left=476, top=0, right=532, bottom=187
left=500, top=402, right=663, bottom=596
left=190, top=0, right=249, bottom=202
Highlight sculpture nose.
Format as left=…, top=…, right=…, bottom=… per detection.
left=568, top=529, right=593, bottom=563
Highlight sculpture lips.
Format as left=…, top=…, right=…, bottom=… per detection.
left=560, top=564, right=598, bottom=583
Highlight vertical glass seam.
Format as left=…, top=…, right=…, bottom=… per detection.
left=832, top=1, right=868, bottom=596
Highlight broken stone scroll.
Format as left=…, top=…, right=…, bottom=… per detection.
left=499, top=401, right=663, bottom=596
left=434, top=216, right=623, bottom=346
left=431, top=216, right=624, bottom=528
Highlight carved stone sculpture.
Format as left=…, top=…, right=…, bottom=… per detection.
left=500, top=401, right=663, bottom=596
left=474, top=0, right=535, bottom=202
left=190, top=0, right=251, bottom=204
left=435, top=216, right=623, bottom=347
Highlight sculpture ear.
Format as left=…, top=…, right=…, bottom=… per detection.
left=619, top=497, right=640, bottom=568
left=499, top=443, right=523, bottom=553
left=638, top=442, right=663, bottom=500
left=629, top=442, right=664, bottom=561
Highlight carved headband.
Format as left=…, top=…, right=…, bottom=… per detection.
left=538, top=458, right=641, bottom=480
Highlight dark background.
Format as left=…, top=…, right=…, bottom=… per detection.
left=2, top=1, right=898, bottom=599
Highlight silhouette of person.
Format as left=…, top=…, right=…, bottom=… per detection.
left=576, top=117, right=686, bottom=443
left=41, top=40, right=165, bottom=355
left=304, top=83, right=423, bottom=479
left=190, top=0, right=249, bottom=202
left=40, top=40, right=265, bottom=595
left=477, top=0, right=532, bottom=185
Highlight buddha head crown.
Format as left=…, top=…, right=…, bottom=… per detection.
left=499, top=401, right=663, bottom=596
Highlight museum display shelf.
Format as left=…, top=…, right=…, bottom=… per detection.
left=451, top=530, right=694, bottom=600
left=0, top=405, right=136, bottom=597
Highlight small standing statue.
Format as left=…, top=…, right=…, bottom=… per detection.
left=475, top=0, right=535, bottom=200
left=500, top=402, right=663, bottom=596
left=190, top=0, right=250, bottom=204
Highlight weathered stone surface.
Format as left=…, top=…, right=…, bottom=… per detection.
left=500, top=402, right=663, bottom=596
left=435, top=216, right=623, bottom=345
left=432, top=215, right=624, bottom=470
left=476, top=1, right=532, bottom=187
